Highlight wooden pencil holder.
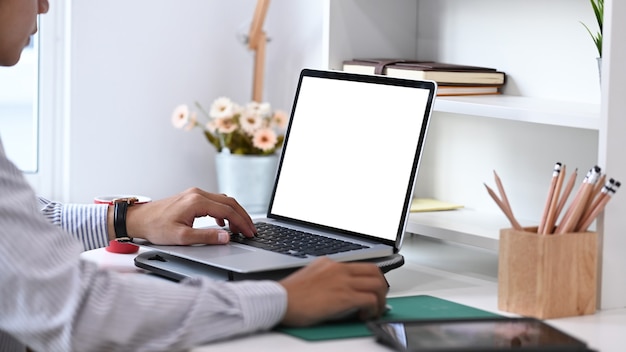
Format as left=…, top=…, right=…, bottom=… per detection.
left=497, top=227, right=598, bottom=319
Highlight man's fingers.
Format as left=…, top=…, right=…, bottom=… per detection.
left=191, top=191, right=256, bottom=236
left=317, top=260, right=388, bottom=316
left=344, top=264, right=389, bottom=315
left=345, top=263, right=389, bottom=287
left=177, top=228, right=231, bottom=245
left=214, top=218, right=227, bottom=227
left=279, top=259, right=390, bottom=326
left=179, top=189, right=256, bottom=237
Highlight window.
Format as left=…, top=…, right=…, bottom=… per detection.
left=0, top=6, right=68, bottom=199
left=0, top=33, right=39, bottom=173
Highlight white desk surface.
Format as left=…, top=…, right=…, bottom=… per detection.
left=80, top=217, right=626, bottom=352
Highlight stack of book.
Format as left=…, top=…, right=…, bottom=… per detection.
left=342, top=59, right=506, bottom=96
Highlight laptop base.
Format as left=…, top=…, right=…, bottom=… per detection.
left=134, top=250, right=404, bottom=282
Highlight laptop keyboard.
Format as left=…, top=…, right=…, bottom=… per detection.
left=229, top=222, right=369, bottom=258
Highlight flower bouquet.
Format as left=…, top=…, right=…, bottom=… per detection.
left=172, top=97, right=287, bottom=155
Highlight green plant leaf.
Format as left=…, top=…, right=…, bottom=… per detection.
left=204, top=131, right=222, bottom=151
left=581, top=0, right=603, bottom=57
left=591, top=0, right=603, bottom=31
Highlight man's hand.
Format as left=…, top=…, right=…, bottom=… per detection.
left=279, top=257, right=389, bottom=326
left=119, top=187, right=256, bottom=245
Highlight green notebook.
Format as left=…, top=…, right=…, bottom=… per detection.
left=276, top=295, right=500, bottom=341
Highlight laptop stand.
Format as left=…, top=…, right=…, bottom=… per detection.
left=134, top=250, right=404, bottom=282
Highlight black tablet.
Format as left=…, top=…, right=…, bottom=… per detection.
left=367, top=317, right=593, bottom=352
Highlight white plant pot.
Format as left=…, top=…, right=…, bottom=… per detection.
left=597, top=57, right=602, bottom=84
left=215, top=152, right=279, bottom=214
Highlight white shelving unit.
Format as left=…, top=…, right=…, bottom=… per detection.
left=406, top=210, right=508, bottom=251
left=407, top=94, right=600, bottom=251
left=323, top=0, right=626, bottom=309
left=434, top=96, right=600, bottom=131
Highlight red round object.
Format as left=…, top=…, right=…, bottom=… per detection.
left=105, top=240, right=139, bottom=254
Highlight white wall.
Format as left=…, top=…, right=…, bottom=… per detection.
left=411, top=0, right=601, bottom=222
left=63, top=0, right=324, bottom=203
left=416, top=0, right=601, bottom=103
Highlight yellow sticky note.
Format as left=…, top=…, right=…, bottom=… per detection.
left=410, top=198, right=464, bottom=212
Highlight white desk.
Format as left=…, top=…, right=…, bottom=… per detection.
left=81, top=222, right=626, bottom=352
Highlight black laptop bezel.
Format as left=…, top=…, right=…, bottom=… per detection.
left=265, top=68, right=436, bottom=250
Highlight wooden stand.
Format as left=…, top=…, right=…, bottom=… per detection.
left=251, top=31, right=266, bottom=103
left=498, top=227, right=598, bottom=319
left=248, top=0, right=270, bottom=102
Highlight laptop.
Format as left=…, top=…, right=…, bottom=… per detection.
left=138, top=68, right=436, bottom=275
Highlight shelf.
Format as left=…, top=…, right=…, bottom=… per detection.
left=405, top=209, right=534, bottom=252
left=434, top=95, right=600, bottom=131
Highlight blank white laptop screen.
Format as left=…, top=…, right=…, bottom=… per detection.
left=269, top=72, right=433, bottom=243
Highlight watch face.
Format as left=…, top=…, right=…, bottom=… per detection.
left=94, top=195, right=152, bottom=205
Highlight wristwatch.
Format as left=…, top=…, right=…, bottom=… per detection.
left=112, top=197, right=138, bottom=242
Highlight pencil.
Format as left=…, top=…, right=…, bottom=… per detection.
left=591, top=173, right=607, bottom=200
left=577, top=180, right=621, bottom=232
left=492, top=171, right=523, bottom=230
left=538, top=162, right=562, bottom=234
left=554, top=167, right=578, bottom=225
left=575, top=178, right=614, bottom=232
left=542, top=164, right=566, bottom=234
left=484, top=183, right=523, bottom=231
left=493, top=170, right=515, bottom=220
left=581, top=173, right=607, bottom=221
left=555, top=166, right=601, bottom=234
left=554, top=167, right=589, bottom=234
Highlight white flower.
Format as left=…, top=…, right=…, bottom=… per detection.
left=209, top=97, right=236, bottom=119
left=215, top=117, right=237, bottom=134
left=271, top=110, right=288, bottom=129
left=246, top=101, right=271, bottom=117
left=206, top=120, right=218, bottom=133
left=184, top=112, right=198, bottom=131
left=240, top=112, right=264, bottom=135
left=172, top=104, right=196, bottom=130
left=252, top=128, right=278, bottom=152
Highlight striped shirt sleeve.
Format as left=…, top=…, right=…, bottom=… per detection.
left=38, top=197, right=110, bottom=251
left=1, top=140, right=288, bottom=351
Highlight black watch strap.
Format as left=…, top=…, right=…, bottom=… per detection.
left=113, top=197, right=138, bottom=242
